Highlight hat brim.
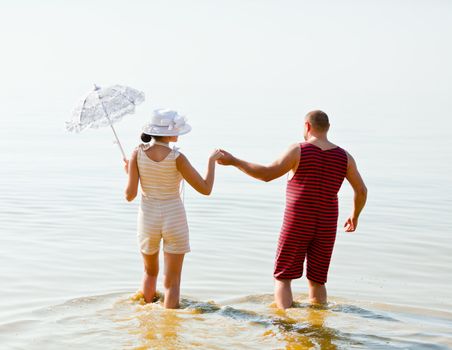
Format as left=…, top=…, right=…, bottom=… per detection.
left=143, top=124, right=192, bottom=136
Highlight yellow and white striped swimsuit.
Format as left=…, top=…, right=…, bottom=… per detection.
left=136, top=142, right=190, bottom=255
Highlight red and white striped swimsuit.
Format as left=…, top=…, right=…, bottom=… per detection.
left=274, top=142, right=348, bottom=284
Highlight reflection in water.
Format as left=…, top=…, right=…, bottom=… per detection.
left=135, top=309, right=183, bottom=350
left=121, top=294, right=346, bottom=349
left=269, top=305, right=341, bottom=350
left=125, top=292, right=185, bottom=350
left=109, top=293, right=451, bottom=350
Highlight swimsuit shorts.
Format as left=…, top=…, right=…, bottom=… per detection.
left=137, top=196, right=190, bottom=255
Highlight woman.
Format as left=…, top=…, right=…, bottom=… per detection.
left=124, top=109, right=222, bottom=308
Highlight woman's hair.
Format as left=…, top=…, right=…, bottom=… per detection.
left=140, top=133, right=163, bottom=143
left=141, top=133, right=152, bottom=143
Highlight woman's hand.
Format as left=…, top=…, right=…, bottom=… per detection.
left=123, top=159, right=129, bottom=174
left=209, top=149, right=224, bottom=162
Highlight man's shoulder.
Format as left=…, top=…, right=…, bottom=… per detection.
left=327, top=142, right=348, bottom=155
left=288, top=142, right=302, bottom=150
left=279, top=143, right=301, bottom=164
left=341, top=147, right=351, bottom=158
left=287, top=143, right=302, bottom=156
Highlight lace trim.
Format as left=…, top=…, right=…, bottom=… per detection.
left=66, top=85, right=145, bottom=133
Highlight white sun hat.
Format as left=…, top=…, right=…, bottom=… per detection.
left=142, top=109, right=192, bottom=136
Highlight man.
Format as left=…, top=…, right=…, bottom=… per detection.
left=218, top=110, right=367, bottom=309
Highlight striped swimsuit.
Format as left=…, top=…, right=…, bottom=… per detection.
left=274, top=142, right=348, bottom=284
left=136, top=143, right=190, bottom=255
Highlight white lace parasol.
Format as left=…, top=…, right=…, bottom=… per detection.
left=66, top=84, right=145, bottom=159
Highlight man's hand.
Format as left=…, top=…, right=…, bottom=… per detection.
left=344, top=151, right=367, bottom=232
left=216, top=149, right=236, bottom=166
left=344, top=216, right=358, bottom=232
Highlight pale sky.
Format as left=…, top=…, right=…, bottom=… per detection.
left=1, top=0, right=451, bottom=130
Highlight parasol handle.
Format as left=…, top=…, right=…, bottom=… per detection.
left=109, top=124, right=127, bottom=161
left=97, top=91, right=127, bottom=161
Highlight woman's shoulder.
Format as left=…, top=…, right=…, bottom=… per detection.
left=171, top=145, right=184, bottom=159
left=131, top=144, right=146, bottom=160
left=173, top=148, right=185, bottom=161
left=132, top=145, right=141, bottom=156
left=139, top=143, right=151, bottom=151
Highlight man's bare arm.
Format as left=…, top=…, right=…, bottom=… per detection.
left=217, top=144, right=300, bottom=182
left=344, top=152, right=368, bottom=232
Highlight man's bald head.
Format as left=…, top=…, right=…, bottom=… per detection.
left=305, top=110, right=330, bottom=132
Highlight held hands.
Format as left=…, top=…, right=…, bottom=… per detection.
left=209, top=149, right=224, bottom=162
left=216, top=149, right=236, bottom=166
left=344, top=216, right=358, bottom=232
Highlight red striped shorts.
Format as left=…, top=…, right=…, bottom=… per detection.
left=273, top=207, right=338, bottom=284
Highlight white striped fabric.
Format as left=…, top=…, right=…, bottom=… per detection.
left=136, top=144, right=190, bottom=255
left=137, top=144, right=183, bottom=200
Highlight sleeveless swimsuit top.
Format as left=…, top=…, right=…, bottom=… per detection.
left=137, top=143, right=183, bottom=200
left=287, top=142, right=348, bottom=209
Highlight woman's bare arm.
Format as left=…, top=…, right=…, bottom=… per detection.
left=176, top=150, right=222, bottom=195
left=124, top=148, right=140, bottom=202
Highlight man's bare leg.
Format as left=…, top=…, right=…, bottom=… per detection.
left=274, top=279, right=293, bottom=309
left=308, top=279, right=327, bottom=304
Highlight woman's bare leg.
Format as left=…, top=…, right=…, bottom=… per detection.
left=141, top=252, right=159, bottom=303
left=163, top=252, right=185, bottom=309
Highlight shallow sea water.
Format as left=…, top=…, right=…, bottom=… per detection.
left=3, top=292, right=451, bottom=349
left=1, top=108, right=451, bottom=349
